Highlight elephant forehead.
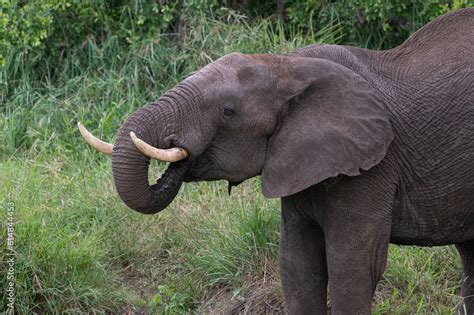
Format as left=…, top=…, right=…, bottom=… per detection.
left=199, top=54, right=276, bottom=82
left=186, top=63, right=238, bottom=90
left=187, top=71, right=272, bottom=102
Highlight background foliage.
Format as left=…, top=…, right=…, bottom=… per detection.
left=285, top=0, right=471, bottom=48
left=1, top=0, right=472, bottom=313
left=1, top=0, right=471, bottom=67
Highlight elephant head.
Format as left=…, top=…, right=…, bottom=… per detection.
left=79, top=53, right=393, bottom=214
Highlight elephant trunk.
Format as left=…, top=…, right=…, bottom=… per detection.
left=111, top=102, right=189, bottom=214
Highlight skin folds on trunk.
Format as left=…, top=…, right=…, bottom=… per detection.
left=111, top=82, right=205, bottom=214
left=111, top=103, right=190, bottom=214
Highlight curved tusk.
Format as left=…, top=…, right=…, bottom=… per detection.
left=77, top=122, right=114, bottom=155
left=130, top=132, right=188, bottom=162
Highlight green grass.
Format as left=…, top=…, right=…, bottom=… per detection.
left=0, top=154, right=281, bottom=313
left=0, top=13, right=463, bottom=313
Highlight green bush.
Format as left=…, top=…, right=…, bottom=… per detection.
left=4, top=0, right=471, bottom=67
left=0, top=1, right=54, bottom=65
left=0, top=1, right=222, bottom=67
left=285, top=0, right=472, bottom=49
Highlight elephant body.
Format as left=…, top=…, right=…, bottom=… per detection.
left=279, top=11, right=473, bottom=313
left=81, top=8, right=473, bottom=314
left=288, top=15, right=474, bottom=247
left=279, top=10, right=474, bottom=313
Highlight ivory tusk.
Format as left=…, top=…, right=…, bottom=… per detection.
left=130, top=131, right=188, bottom=162
left=77, top=122, right=114, bottom=155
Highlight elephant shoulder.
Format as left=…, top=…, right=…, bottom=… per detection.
left=288, top=44, right=376, bottom=77
left=389, top=9, right=474, bottom=68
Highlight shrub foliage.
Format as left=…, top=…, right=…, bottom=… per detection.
left=2, top=0, right=471, bottom=66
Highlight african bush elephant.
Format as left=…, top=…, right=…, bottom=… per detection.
left=79, top=9, right=473, bottom=314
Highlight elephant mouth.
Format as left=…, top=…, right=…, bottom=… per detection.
left=182, top=169, right=198, bottom=182
left=152, top=159, right=192, bottom=188
left=182, top=155, right=253, bottom=184
left=182, top=157, right=211, bottom=182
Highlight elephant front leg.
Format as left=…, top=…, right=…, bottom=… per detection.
left=456, top=240, right=474, bottom=314
left=325, top=217, right=391, bottom=314
left=323, top=174, right=395, bottom=314
left=280, top=197, right=328, bottom=314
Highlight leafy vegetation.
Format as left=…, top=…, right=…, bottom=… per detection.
left=1, top=2, right=469, bottom=313
left=285, top=0, right=471, bottom=48
left=2, top=0, right=471, bottom=66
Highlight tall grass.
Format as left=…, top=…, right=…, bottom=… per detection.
left=1, top=13, right=462, bottom=313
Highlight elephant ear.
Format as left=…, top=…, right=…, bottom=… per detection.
left=261, top=57, right=393, bottom=198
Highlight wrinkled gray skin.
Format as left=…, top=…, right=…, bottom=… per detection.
left=110, top=9, right=473, bottom=314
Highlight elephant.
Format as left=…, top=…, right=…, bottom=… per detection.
left=78, top=8, right=473, bottom=314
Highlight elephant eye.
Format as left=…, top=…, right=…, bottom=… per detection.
left=223, top=107, right=235, bottom=118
